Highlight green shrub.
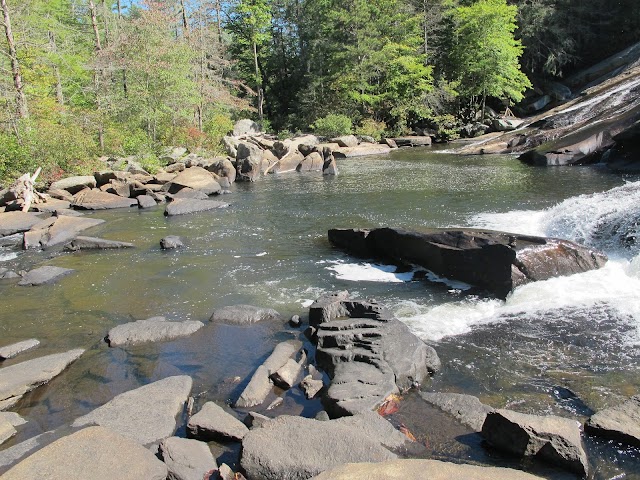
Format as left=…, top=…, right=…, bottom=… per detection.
left=355, top=119, right=387, bottom=141
left=276, top=129, right=292, bottom=140
left=204, top=113, right=234, bottom=155
left=311, top=114, right=352, bottom=138
left=138, top=153, right=165, bottom=174
left=430, top=114, right=460, bottom=142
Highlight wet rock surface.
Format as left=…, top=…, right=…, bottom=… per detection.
left=0, top=339, right=40, bottom=360
left=210, top=304, right=282, bottom=325
left=585, top=395, right=640, bottom=447
left=63, top=235, right=134, bottom=251
left=419, top=392, right=494, bottom=432
left=106, top=316, right=205, bottom=347
left=18, top=266, right=75, bottom=286
left=164, top=198, right=229, bottom=216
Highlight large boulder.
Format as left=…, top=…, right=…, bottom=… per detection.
left=18, top=266, right=75, bottom=286
left=311, top=459, right=545, bottom=480
left=585, top=395, right=640, bottom=447
left=312, top=293, right=439, bottom=417
left=391, top=136, right=432, bottom=147
left=0, top=349, right=84, bottom=410
left=1, top=426, right=167, bottom=480
left=106, top=316, right=205, bottom=347
left=240, top=412, right=405, bottom=480
left=71, top=189, right=137, bottom=210
left=210, top=305, right=282, bottom=325
left=72, top=376, right=193, bottom=447
left=331, top=135, right=359, bottom=148
left=223, top=136, right=240, bottom=158
left=236, top=142, right=265, bottom=182
left=233, top=119, right=261, bottom=136
left=297, top=152, right=324, bottom=172
left=31, top=215, right=106, bottom=249
left=187, top=402, right=249, bottom=441
left=159, top=437, right=217, bottom=480
left=163, top=167, right=222, bottom=196
left=481, top=409, right=588, bottom=475
left=49, top=175, right=97, bottom=194
left=164, top=198, right=229, bottom=216
left=332, top=144, right=391, bottom=158
left=328, top=227, right=607, bottom=299
left=206, top=158, right=237, bottom=184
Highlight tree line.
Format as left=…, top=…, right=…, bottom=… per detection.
left=0, top=0, right=637, bottom=185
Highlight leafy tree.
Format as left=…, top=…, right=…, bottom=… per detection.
left=446, top=0, right=531, bottom=118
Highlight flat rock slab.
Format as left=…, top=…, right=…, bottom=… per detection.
left=392, top=136, right=432, bottom=147
left=18, top=266, right=74, bottom=286
left=420, top=392, right=494, bottom=432
left=1, top=426, right=167, bottom=480
left=333, top=144, right=391, bottom=158
left=187, top=401, right=249, bottom=441
left=72, top=375, right=192, bottom=447
left=210, top=304, right=282, bottom=325
left=0, top=211, right=42, bottom=236
left=49, top=175, right=97, bottom=194
left=63, top=236, right=134, bottom=251
left=0, top=339, right=40, bottom=360
left=0, top=349, right=84, bottom=411
left=72, top=189, right=137, bottom=210
left=585, top=395, right=640, bottom=447
left=106, top=317, right=204, bottom=347
left=328, top=227, right=607, bottom=299
left=164, top=198, right=229, bottom=216
left=482, top=409, right=588, bottom=475
left=240, top=412, right=405, bottom=480
left=40, top=215, right=106, bottom=248
left=312, top=459, right=544, bottom=479
left=160, top=437, right=217, bottom=480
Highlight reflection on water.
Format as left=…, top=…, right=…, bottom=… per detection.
left=1, top=148, right=639, bottom=477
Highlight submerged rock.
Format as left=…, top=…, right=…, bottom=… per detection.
left=585, top=395, right=640, bottom=447
left=311, top=459, right=544, bottom=480
left=240, top=412, right=405, bottom=480
left=419, top=392, right=494, bottom=432
left=72, top=375, right=192, bottom=447
left=18, top=266, right=74, bottom=286
left=106, top=316, right=204, bottom=347
left=187, top=402, right=249, bottom=442
left=328, top=227, right=607, bottom=299
left=0, top=349, right=84, bottom=411
left=63, top=236, right=134, bottom=251
left=210, top=304, right=282, bottom=325
left=0, top=339, right=40, bottom=360
left=1, top=426, right=167, bottom=480
left=164, top=198, right=229, bottom=216
left=160, top=235, right=184, bottom=250
left=481, top=409, right=588, bottom=475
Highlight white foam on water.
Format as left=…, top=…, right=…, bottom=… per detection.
left=0, top=252, right=18, bottom=262
left=327, top=262, right=414, bottom=283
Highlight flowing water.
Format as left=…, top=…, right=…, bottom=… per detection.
left=1, top=147, right=640, bottom=478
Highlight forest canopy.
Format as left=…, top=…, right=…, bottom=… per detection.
left=0, top=0, right=638, bottom=185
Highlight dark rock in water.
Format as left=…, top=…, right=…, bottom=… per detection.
left=1, top=426, right=168, bottom=480
left=312, top=293, right=440, bottom=417
left=328, top=227, right=607, bottom=299
left=585, top=395, right=640, bottom=447
left=164, top=198, right=229, bottom=216
left=0, top=212, right=42, bottom=236
left=71, top=189, right=137, bottom=210
left=240, top=412, right=405, bottom=480
left=210, top=304, right=282, bottom=325
left=64, top=236, right=134, bottom=251
left=159, top=436, right=217, bottom=480
left=419, top=392, right=494, bottom=432
left=187, top=402, right=249, bottom=442
left=270, top=358, right=303, bottom=390
left=236, top=143, right=264, bottom=182
left=322, top=156, right=338, bottom=175
left=72, top=376, right=192, bottom=447
left=160, top=235, right=184, bottom=250
left=481, top=409, right=588, bottom=475
left=550, top=386, right=594, bottom=416
left=105, top=316, right=204, bottom=347
left=18, top=266, right=74, bottom=286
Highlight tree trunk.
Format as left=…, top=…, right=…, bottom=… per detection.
left=101, top=0, right=109, bottom=47
left=253, top=40, right=263, bottom=121
left=116, top=0, right=122, bottom=17
left=1, top=0, right=28, bottom=119
left=180, top=0, right=189, bottom=36
left=49, top=31, right=64, bottom=106
left=215, top=0, right=222, bottom=44
left=88, top=0, right=102, bottom=51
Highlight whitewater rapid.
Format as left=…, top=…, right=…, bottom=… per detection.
left=328, top=181, right=640, bottom=343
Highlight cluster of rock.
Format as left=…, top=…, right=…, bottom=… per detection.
left=328, top=227, right=608, bottom=299
left=2, top=291, right=640, bottom=479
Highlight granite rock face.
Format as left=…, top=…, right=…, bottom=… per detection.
left=585, top=395, right=640, bottom=447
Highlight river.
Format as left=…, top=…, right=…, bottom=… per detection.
left=1, top=147, right=639, bottom=478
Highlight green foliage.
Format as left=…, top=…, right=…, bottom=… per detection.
left=428, top=114, right=460, bottom=142
left=137, top=153, right=164, bottom=175
left=355, top=119, right=387, bottom=141
left=204, top=114, right=235, bottom=154
left=311, top=114, right=353, bottom=138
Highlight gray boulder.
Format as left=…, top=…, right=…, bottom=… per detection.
left=392, top=136, right=432, bottom=147
left=170, top=188, right=209, bottom=200
left=492, top=118, right=525, bottom=132
left=159, top=436, right=217, bottom=480
left=236, top=143, right=265, bottom=182
left=240, top=412, right=405, bottom=480
left=106, top=316, right=204, bottom=347
left=49, top=175, right=97, bottom=194
left=18, top=266, right=74, bottom=286
left=0, top=211, right=42, bottom=236
left=300, top=374, right=323, bottom=399
left=37, top=215, right=106, bottom=249
left=270, top=358, right=303, bottom=390
left=297, top=152, right=324, bottom=172
left=72, top=375, right=193, bottom=447
left=0, top=339, right=40, bottom=360
left=235, top=340, right=302, bottom=408
left=187, top=401, right=249, bottom=441
left=164, top=198, right=229, bottom=216
left=332, top=144, right=391, bottom=158
left=233, top=119, right=261, bottom=136
left=585, top=395, right=640, bottom=447
left=328, top=228, right=607, bottom=299
left=331, top=135, right=359, bottom=148
left=161, top=235, right=184, bottom=250
left=210, top=305, right=282, bottom=325
left=71, top=189, right=138, bottom=210
left=481, top=409, right=588, bottom=475
left=63, top=236, right=134, bottom=251
left=137, top=194, right=157, bottom=208
left=164, top=167, right=222, bottom=196
left=312, top=459, right=545, bottom=480
left=0, top=349, right=84, bottom=410
left=223, top=136, right=240, bottom=158
left=206, top=158, right=237, bottom=184
left=419, top=392, right=494, bottom=431
left=1, top=426, right=167, bottom=480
